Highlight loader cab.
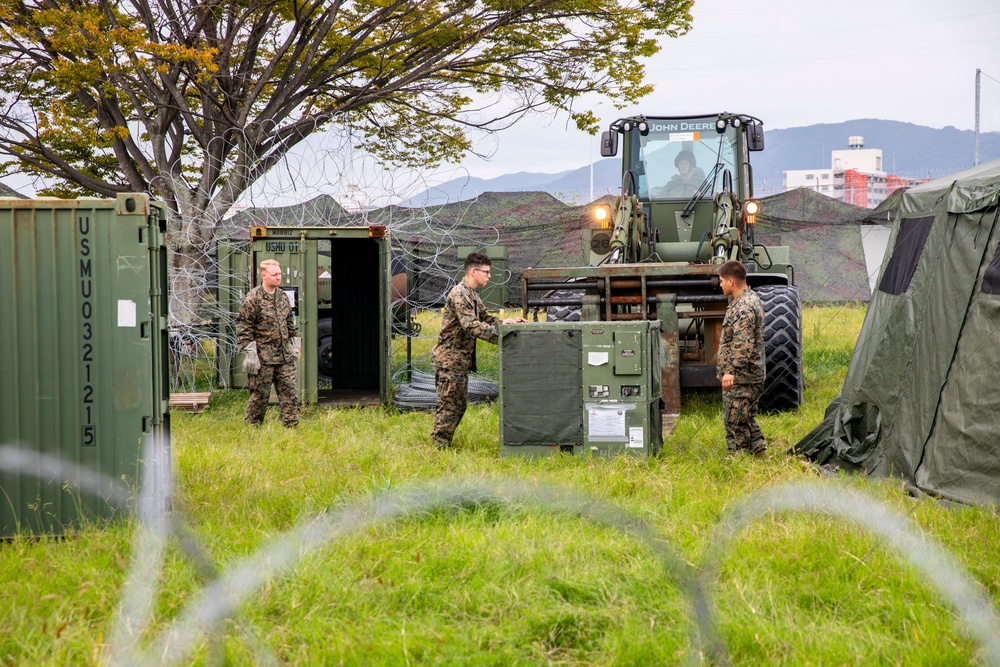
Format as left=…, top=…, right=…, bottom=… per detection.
left=601, top=114, right=762, bottom=200
left=633, top=121, right=738, bottom=201
left=598, top=113, right=765, bottom=260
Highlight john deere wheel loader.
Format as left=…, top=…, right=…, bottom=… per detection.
left=522, top=113, right=803, bottom=424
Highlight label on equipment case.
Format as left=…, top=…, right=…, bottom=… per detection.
left=587, top=351, right=609, bottom=366
left=587, top=405, right=626, bottom=439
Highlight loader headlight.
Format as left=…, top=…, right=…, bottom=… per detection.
left=594, top=205, right=611, bottom=229
left=716, top=115, right=745, bottom=132
left=744, top=199, right=760, bottom=225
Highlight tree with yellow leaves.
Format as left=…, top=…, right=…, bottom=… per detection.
left=0, top=0, right=691, bottom=323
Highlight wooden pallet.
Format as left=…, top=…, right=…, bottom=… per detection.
left=169, top=392, right=212, bottom=413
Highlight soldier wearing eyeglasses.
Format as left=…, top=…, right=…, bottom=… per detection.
left=430, top=252, right=525, bottom=449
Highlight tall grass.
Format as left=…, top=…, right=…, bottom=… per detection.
left=1, top=305, right=998, bottom=666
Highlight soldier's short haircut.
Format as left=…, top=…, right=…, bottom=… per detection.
left=259, top=259, right=280, bottom=274
left=718, top=260, right=747, bottom=283
left=464, top=252, right=492, bottom=272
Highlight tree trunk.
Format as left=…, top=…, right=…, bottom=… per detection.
left=167, top=208, right=219, bottom=327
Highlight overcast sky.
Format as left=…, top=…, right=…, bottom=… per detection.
left=447, top=0, right=1000, bottom=181
left=9, top=0, right=998, bottom=207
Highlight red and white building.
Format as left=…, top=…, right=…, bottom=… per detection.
left=782, top=136, right=924, bottom=208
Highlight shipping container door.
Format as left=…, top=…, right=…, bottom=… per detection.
left=216, top=239, right=251, bottom=389
left=250, top=232, right=318, bottom=405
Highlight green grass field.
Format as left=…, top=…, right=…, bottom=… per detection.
left=2, top=304, right=999, bottom=666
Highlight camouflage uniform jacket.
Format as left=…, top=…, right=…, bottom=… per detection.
left=717, top=288, right=766, bottom=385
left=432, top=280, right=499, bottom=373
left=236, top=286, right=298, bottom=365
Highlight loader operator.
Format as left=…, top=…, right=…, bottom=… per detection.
left=430, top=252, right=525, bottom=449
left=652, top=149, right=706, bottom=199
left=237, top=259, right=301, bottom=427
left=717, top=260, right=768, bottom=456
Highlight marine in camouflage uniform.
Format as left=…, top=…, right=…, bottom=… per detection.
left=430, top=276, right=500, bottom=448
left=717, top=262, right=767, bottom=454
left=237, top=282, right=300, bottom=427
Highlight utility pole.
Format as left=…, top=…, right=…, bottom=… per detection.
left=975, top=68, right=981, bottom=167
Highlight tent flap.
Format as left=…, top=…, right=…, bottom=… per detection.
left=793, top=396, right=882, bottom=473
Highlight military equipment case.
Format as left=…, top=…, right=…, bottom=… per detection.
left=0, top=195, right=170, bottom=536
left=498, top=320, right=662, bottom=457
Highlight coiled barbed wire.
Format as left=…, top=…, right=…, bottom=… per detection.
left=164, top=134, right=530, bottom=396
left=392, top=369, right=499, bottom=410
left=1, top=444, right=998, bottom=666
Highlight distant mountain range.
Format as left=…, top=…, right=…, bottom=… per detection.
left=403, top=119, right=1000, bottom=206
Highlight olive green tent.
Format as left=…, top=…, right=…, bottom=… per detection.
left=794, top=158, right=1000, bottom=505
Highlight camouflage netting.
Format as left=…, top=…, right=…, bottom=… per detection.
left=226, top=191, right=595, bottom=309
left=223, top=186, right=891, bottom=307
left=752, top=221, right=871, bottom=303
left=386, top=192, right=596, bottom=308
left=754, top=188, right=893, bottom=303
left=176, top=186, right=898, bottom=391
left=223, top=194, right=352, bottom=233
left=756, top=187, right=871, bottom=225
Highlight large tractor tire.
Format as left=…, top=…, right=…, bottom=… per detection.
left=545, top=278, right=592, bottom=321
left=756, top=284, right=804, bottom=412
left=546, top=288, right=583, bottom=322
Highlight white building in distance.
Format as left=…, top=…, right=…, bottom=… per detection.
left=783, top=136, right=920, bottom=208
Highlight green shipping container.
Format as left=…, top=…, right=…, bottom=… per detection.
left=219, top=225, right=393, bottom=406
left=498, top=320, right=662, bottom=457
left=0, top=195, right=170, bottom=536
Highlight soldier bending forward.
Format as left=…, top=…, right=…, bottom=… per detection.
left=431, top=252, right=525, bottom=449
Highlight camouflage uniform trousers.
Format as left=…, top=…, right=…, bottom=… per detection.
left=722, top=382, right=767, bottom=453
left=431, top=369, right=468, bottom=448
left=245, top=362, right=299, bottom=427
